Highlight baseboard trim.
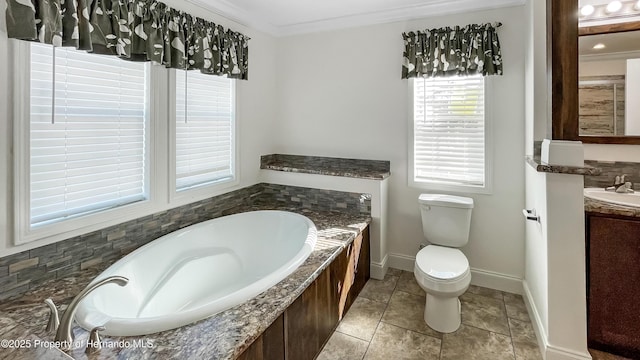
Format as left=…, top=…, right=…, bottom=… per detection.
left=387, top=252, right=414, bottom=272
left=471, top=267, right=523, bottom=295
left=546, top=346, right=592, bottom=360
left=523, top=280, right=549, bottom=359
left=387, top=253, right=523, bottom=294
left=370, top=254, right=388, bottom=280
left=522, top=281, right=592, bottom=360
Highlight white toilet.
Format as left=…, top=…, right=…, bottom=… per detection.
left=414, top=193, right=473, bottom=333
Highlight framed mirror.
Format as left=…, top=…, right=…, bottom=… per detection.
left=549, top=0, right=640, bottom=144
left=579, top=26, right=640, bottom=136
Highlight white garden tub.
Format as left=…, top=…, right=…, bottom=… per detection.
left=75, top=210, right=317, bottom=336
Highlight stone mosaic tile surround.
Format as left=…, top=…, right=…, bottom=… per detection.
left=260, top=154, right=391, bottom=180
left=584, top=160, right=640, bottom=190
left=0, top=183, right=371, bottom=301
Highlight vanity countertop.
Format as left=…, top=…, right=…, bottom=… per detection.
left=260, top=154, right=391, bottom=180
left=584, top=196, right=640, bottom=218
left=526, top=156, right=602, bottom=176
left=0, top=204, right=370, bottom=360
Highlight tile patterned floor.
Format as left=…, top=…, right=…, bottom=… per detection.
left=318, top=269, right=542, bottom=360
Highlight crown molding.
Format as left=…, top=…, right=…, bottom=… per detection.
left=193, top=0, right=525, bottom=37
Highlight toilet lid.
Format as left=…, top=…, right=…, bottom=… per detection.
left=416, top=246, right=469, bottom=281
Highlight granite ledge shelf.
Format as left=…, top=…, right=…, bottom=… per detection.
left=526, top=156, right=601, bottom=176
left=260, top=154, right=390, bottom=180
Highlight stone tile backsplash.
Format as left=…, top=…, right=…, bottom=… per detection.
left=258, top=183, right=371, bottom=216
left=0, top=183, right=371, bottom=300
left=584, top=160, right=640, bottom=190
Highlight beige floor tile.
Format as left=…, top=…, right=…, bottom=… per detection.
left=381, top=290, right=442, bottom=339
left=503, top=292, right=530, bottom=322
left=513, top=340, right=542, bottom=360
left=363, top=322, right=440, bottom=360
left=461, top=292, right=510, bottom=336
left=336, top=297, right=387, bottom=341
left=387, top=267, right=403, bottom=277
left=509, top=318, right=541, bottom=360
left=508, top=318, right=537, bottom=344
left=359, top=274, right=399, bottom=304
left=395, top=271, right=425, bottom=297
left=441, top=324, right=515, bottom=360
left=467, top=285, right=504, bottom=300
left=317, top=332, right=369, bottom=360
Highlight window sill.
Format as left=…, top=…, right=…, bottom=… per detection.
left=409, top=179, right=493, bottom=195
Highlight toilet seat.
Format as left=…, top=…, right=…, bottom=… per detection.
left=415, top=245, right=469, bottom=282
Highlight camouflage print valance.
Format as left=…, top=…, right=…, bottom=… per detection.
left=402, top=23, right=502, bottom=79
left=5, top=0, right=249, bottom=79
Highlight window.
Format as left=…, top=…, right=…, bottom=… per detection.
left=175, top=71, right=235, bottom=190
left=28, top=43, right=149, bottom=227
left=410, top=75, right=492, bottom=193
left=15, top=43, right=237, bottom=244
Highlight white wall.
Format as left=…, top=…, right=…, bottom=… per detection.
left=583, top=144, right=640, bottom=161
left=524, top=1, right=592, bottom=358
left=0, top=4, right=278, bottom=255
left=524, top=166, right=548, bottom=342
left=625, top=58, right=640, bottom=135
left=525, top=0, right=550, bottom=154
left=273, top=6, right=527, bottom=288
left=579, top=59, right=626, bottom=77
left=523, top=0, right=549, bottom=344
left=0, top=0, right=9, bottom=256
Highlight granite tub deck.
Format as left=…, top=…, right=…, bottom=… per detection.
left=585, top=196, right=640, bottom=218
left=260, top=154, right=391, bottom=180
left=0, top=204, right=370, bottom=360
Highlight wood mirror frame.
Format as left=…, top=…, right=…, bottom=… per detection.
left=549, top=0, right=640, bottom=144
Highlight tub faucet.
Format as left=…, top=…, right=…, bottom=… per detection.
left=45, top=276, right=128, bottom=351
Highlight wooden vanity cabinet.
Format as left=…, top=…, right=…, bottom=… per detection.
left=586, top=213, right=640, bottom=359
left=238, top=226, right=370, bottom=360
left=237, top=315, right=285, bottom=360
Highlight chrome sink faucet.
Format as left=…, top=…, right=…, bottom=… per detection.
left=605, top=174, right=634, bottom=193
left=45, top=276, right=128, bottom=351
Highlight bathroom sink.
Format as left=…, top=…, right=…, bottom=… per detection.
left=584, top=188, right=640, bottom=207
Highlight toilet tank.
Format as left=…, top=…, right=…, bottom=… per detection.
left=419, top=194, right=474, bottom=248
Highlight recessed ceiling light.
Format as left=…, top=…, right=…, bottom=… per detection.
left=580, top=5, right=595, bottom=16
left=593, top=43, right=606, bottom=50
left=606, top=1, right=623, bottom=13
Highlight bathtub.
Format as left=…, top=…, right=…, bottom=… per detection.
left=75, top=210, right=317, bottom=336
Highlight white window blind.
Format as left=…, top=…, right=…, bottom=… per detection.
left=175, top=70, right=234, bottom=190
left=29, top=43, right=149, bottom=226
left=413, top=75, right=485, bottom=187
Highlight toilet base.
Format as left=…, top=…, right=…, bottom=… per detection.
left=424, top=293, right=461, bottom=333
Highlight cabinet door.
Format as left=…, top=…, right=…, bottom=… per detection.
left=352, top=227, right=370, bottom=299
left=285, top=280, right=320, bottom=360
left=316, top=268, right=338, bottom=348
left=588, top=215, right=640, bottom=358
left=237, top=314, right=284, bottom=360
